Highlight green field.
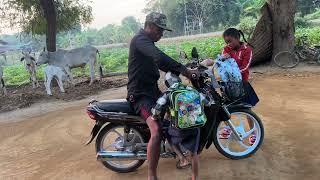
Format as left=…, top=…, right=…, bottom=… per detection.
left=2, top=26, right=320, bottom=86
left=2, top=37, right=225, bottom=86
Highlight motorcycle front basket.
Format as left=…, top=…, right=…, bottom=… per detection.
left=220, top=81, right=246, bottom=101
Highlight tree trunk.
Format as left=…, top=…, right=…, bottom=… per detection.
left=269, top=0, right=296, bottom=58
left=249, top=3, right=273, bottom=65
left=40, top=0, right=57, bottom=52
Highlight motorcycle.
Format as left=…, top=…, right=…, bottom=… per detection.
left=85, top=48, right=264, bottom=173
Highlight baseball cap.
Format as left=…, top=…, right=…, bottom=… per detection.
left=145, top=12, right=172, bottom=32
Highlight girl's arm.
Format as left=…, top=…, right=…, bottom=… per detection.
left=222, top=46, right=231, bottom=59
left=200, top=46, right=232, bottom=66
left=239, top=48, right=253, bottom=72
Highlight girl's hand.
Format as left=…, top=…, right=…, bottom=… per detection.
left=222, top=53, right=231, bottom=59
left=200, top=59, right=214, bottom=67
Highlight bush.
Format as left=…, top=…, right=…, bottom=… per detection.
left=3, top=65, right=45, bottom=86
left=304, top=9, right=320, bottom=20
left=295, top=13, right=311, bottom=28
left=296, top=27, right=320, bottom=46
left=238, top=16, right=258, bottom=39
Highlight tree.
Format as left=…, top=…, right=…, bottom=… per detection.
left=144, top=0, right=163, bottom=13
left=185, top=0, right=223, bottom=33
left=249, top=1, right=296, bottom=64
left=240, top=0, right=265, bottom=18
left=40, top=0, right=57, bottom=51
left=268, top=0, right=296, bottom=58
left=238, top=16, right=258, bottom=39
left=144, top=0, right=185, bottom=36
left=144, top=0, right=243, bottom=35
left=121, top=16, right=141, bottom=33
left=297, top=0, right=319, bottom=16
left=0, top=0, right=93, bottom=51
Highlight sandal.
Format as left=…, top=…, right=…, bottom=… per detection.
left=176, top=160, right=191, bottom=169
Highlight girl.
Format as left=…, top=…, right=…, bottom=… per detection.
left=201, top=28, right=253, bottom=81
left=201, top=28, right=256, bottom=145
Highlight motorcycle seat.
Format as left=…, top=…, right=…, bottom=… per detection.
left=96, top=99, right=136, bottom=115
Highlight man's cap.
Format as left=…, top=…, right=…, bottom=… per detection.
left=145, top=12, right=172, bottom=32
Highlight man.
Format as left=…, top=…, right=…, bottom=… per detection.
left=127, top=12, right=196, bottom=180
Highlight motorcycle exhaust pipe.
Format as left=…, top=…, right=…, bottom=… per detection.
left=97, top=151, right=147, bottom=161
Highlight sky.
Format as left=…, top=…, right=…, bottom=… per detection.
left=2, top=0, right=148, bottom=35
left=88, top=0, right=148, bottom=29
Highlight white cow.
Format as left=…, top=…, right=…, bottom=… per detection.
left=21, top=51, right=39, bottom=88
left=44, top=65, right=67, bottom=96
left=36, top=45, right=103, bottom=85
left=0, top=55, right=7, bottom=95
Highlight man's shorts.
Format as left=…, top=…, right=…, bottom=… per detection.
left=130, top=96, right=158, bottom=120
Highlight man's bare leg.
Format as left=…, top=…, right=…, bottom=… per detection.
left=146, top=116, right=161, bottom=180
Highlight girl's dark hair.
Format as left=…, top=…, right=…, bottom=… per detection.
left=223, top=28, right=254, bottom=48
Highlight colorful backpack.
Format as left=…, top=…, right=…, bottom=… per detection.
left=169, top=84, right=207, bottom=129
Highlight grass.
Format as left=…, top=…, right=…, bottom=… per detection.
left=3, top=26, right=319, bottom=86
left=2, top=36, right=224, bottom=86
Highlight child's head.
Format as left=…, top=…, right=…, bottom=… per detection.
left=223, top=28, right=248, bottom=49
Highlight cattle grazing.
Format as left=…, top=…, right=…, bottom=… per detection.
left=21, top=51, right=39, bottom=88
left=44, top=65, right=67, bottom=96
left=36, top=46, right=103, bottom=86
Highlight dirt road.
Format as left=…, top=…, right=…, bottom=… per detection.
left=0, top=73, right=320, bottom=180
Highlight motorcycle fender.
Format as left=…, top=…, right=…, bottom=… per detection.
left=85, top=122, right=104, bottom=145
left=219, top=103, right=253, bottom=122
left=227, top=103, right=252, bottom=111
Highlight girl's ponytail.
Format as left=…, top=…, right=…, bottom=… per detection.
left=238, top=30, right=254, bottom=48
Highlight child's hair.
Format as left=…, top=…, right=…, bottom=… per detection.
left=223, top=28, right=253, bottom=48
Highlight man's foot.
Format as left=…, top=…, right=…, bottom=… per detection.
left=176, top=159, right=191, bottom=169
left=219, top=126, right=232, bottom=139
left=249, top=134, right=256, bottom=145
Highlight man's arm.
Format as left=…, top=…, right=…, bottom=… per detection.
left=158, top=51, right=188, bottom=75
left=135, top=35, right=187, bottom=75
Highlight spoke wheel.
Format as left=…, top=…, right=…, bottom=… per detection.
left=95, top=124, right=146, bottom=173
left=274, top=51, right=300, bottom=68
left=213, top=109, right=264, bottom=160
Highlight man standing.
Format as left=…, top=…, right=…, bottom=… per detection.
left=127, top=12, right=196, bottom=180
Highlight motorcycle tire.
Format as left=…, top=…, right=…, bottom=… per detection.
left=212, top=108, right=264, bottom=160
left=95, top=123, right=146, bottom=173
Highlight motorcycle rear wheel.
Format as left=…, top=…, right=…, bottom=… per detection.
left=213, top=109, right=264, bottom=160
left=95, top=123, right=146, bottom=173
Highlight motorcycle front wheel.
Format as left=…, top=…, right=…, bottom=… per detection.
left=95, top=123, right=146, bottom=173
left=213, top=109, right=264, bottom=160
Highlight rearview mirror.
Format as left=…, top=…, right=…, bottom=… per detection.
left=191, top=47, right=199, bottom=59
